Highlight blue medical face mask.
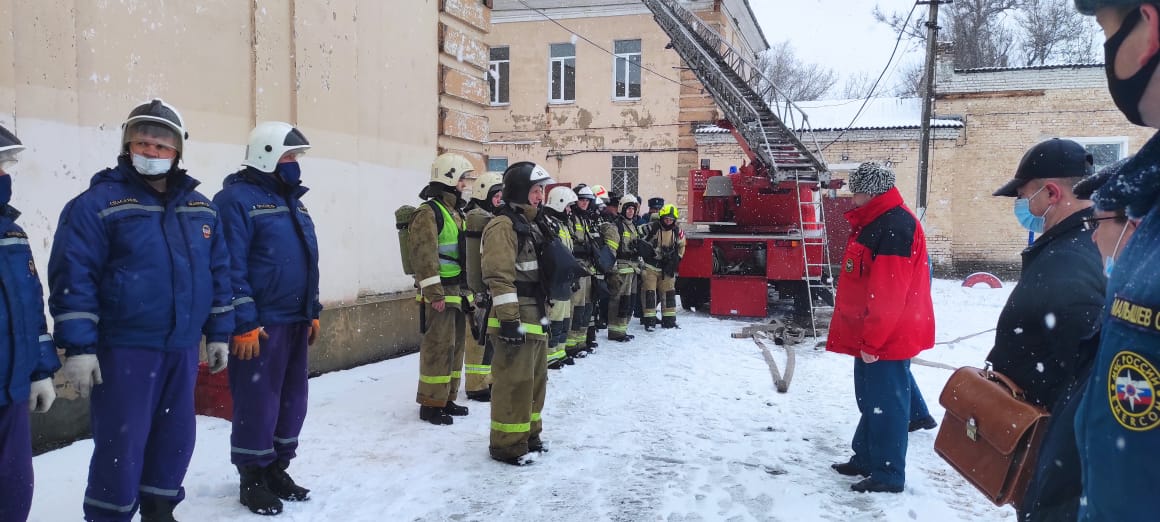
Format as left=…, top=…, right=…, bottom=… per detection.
left=1013, top=185, right=1051, bottom=234
left=276, top=161, right=302, bottom=185
left=1104, top=222, right=1131, bottom=277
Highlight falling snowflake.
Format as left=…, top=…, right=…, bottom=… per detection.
left=1045, top=313, right=1056, bottom=329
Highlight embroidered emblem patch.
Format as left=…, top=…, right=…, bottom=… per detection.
left=1108, top=350, right=1159, bottom=431
left=845, top=258, right=854, bottom=273
left=202, top=224, right=212, bottom=239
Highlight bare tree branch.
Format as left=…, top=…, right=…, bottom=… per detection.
left=756, top=41, right=838, bottom=102
left=842, top=71, right=879, bottom=99
left=892, top=61, right=926, bottom=98
left=1017, top=0, right=1100, bottom=65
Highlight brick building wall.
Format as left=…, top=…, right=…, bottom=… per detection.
left=935, top=61, right=1154, bottom=275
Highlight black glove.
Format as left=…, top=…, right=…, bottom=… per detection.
left=498, top=320, right=526, bottom=345
left=571, top=280, right=581, bottom=292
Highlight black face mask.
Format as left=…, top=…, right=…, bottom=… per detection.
left=1105, top=8, right=1160, bottom=126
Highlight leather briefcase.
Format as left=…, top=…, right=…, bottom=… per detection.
left=934, top=366, right=1050, bottom=508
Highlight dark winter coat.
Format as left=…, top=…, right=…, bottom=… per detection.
left=826, top=188, right=934, bottom=360
left=0, top=206, right=60, bottom=407
left=213, top=168, right=321, bottom=334
left=1075, top=130, right=1160, bottom=521
left=48, top=157, right=234, bottom=355
left=985, top=208, right=1104, bottom=409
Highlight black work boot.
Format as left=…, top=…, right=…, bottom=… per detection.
left=851, top=477, right=904, bottom=493
left=419, top=406, right=454, bottom=425
left=528, top=437, right=549, bottom=453
left=443, top=401, right=469, bottom=416
left=547, top=358, right=566, bottom=370
left=139, top=496, right=178, bottom=522
left=264, top=461, right=310, bottom=502
left=643, top=317, right=657, bottom=332
left=585, top=327, right=599, bottom=351
left=563, top=356, right=575, bottom=366
left=831, top=462, right=869, bottom=477
left=238, top=465, right=284, bottom=515
left=466, top=388, right=492, bottom=402
left=661, top=316, right=679, bottom=329
left=908, top=416, right=938, bottom=432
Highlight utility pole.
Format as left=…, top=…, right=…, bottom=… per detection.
left=915, top=0, right=944, bottom=223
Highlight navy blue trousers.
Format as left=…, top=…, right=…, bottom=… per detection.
left=229, top=322, right=310, bottom=468
left=0, top=401, right=33, bottom=522
left=849, top=358, right=912, bottom=488
left=84, top=347, right=198, bottom=522
left=1019, top=376, right=1086, bottom=521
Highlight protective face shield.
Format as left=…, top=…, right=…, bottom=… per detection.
left=431, top=153, right=475, bottom=188
left=0, top=124, right=23, bottom=173
left=244, top=121, right=311, bottom=173
left=122, top=99, right=187, bottom=158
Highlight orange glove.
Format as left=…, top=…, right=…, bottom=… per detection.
left=308, top=319, right=321, bottom=346
left=231, top=327, right=268, bottom=360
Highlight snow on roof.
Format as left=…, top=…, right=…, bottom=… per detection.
left=956, top=63, right=1103, bottom=73
left=694, top=97, right=964, bottom=133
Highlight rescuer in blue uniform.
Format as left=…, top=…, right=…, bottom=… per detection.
left=49, top=99, right=233, bottom=522
left=1072, top=2, right=1160, bottom=519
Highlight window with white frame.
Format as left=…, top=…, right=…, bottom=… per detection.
left=1069, top=136, right=1129, bottom=174
left=611, top=155, right=639, bottom=195
left=549, top=43, right=576, bottom=103
left=487, top=157, right=508, bottom=173
left=489, top=46, right=510, bottom=105
left=613, top=39, right=642, bottom=100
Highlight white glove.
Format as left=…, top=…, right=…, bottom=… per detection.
left=207, top=342, right=229, bottom=373
left=28, top=378, right=56, bottom=413
left=63, top=354, right=102, bottom=399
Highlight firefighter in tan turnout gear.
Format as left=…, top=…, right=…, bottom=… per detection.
left=543, top=186, right=578, bottom=370
left=606, top=194, right=642, bottom=342
left=410, top=153, right=473, bottom=425
left=481, top=161, right=553, bottom=465
left=565, top=185, right=602, bottom=357
left=639, top=204, right=686, bottom=330
left=462, top=172, right=504, bottom=401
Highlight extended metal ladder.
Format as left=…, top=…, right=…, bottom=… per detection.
left=641, top=0, right=836, bottom=336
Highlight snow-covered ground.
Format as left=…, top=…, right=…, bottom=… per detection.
left=30, top=279, right=1017, bottom=521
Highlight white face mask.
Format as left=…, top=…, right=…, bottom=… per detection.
left=131, top=154, right=173, bottom=177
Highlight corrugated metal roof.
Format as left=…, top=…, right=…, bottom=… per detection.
left=695, top=97, right=963, bottom=133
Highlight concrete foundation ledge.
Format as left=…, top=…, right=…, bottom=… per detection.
left=32, top=292, right=422, bottom=453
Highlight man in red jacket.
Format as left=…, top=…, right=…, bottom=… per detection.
left=826, top=162, right=935, bottom=493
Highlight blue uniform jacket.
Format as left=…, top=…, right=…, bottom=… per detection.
left=1075, top=131, right=1160, bottom=521
left=0, top=206, right=60, bottom=407
left=212, top=168, right=320, bottom=334
left=47, top=158, right=234, bottom=355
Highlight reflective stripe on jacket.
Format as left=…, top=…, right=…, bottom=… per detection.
left=48, top=157, right=234, bottom=355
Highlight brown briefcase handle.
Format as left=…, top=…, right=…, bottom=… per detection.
left=981, top=368, right=1027, bottom=401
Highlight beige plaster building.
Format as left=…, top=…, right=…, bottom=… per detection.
left=485, top=0, right=765, bottom=206
left=0, top=0, right=491, bottom=445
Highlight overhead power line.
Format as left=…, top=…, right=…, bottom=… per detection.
left=515, top=0, right=693, bottom=87
left=821, top=1, right=921, bottom=152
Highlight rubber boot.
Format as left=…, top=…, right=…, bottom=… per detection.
left=264, top=460, right=310, bottom=501
left=239, top=465, right=284, bottom=515
left=139, top=497, right=178, bottom=522
left=443, top=401, right=469, bottom=416
left=419, top=405, right=454, bottom=425
left=662, top=316, right=678, bottom=329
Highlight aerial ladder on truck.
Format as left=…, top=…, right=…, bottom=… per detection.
left=640, top=0, right=841, bottom=337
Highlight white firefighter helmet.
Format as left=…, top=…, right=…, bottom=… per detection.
left=574, top=184, right=596, bottom=201
left=546, top=185, right=578, bottom=213
left=243, top=121, right=311, bottom=173
left=473, top=171, right=504, bottom=201
left=121, top=98, right=188, bottom=156
left=620, top=193, right=639, bottom=212
left=431, top=153, right=475, bottom=187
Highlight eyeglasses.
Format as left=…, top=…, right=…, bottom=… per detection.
left=1081, top=215, right=1124, bottom=230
